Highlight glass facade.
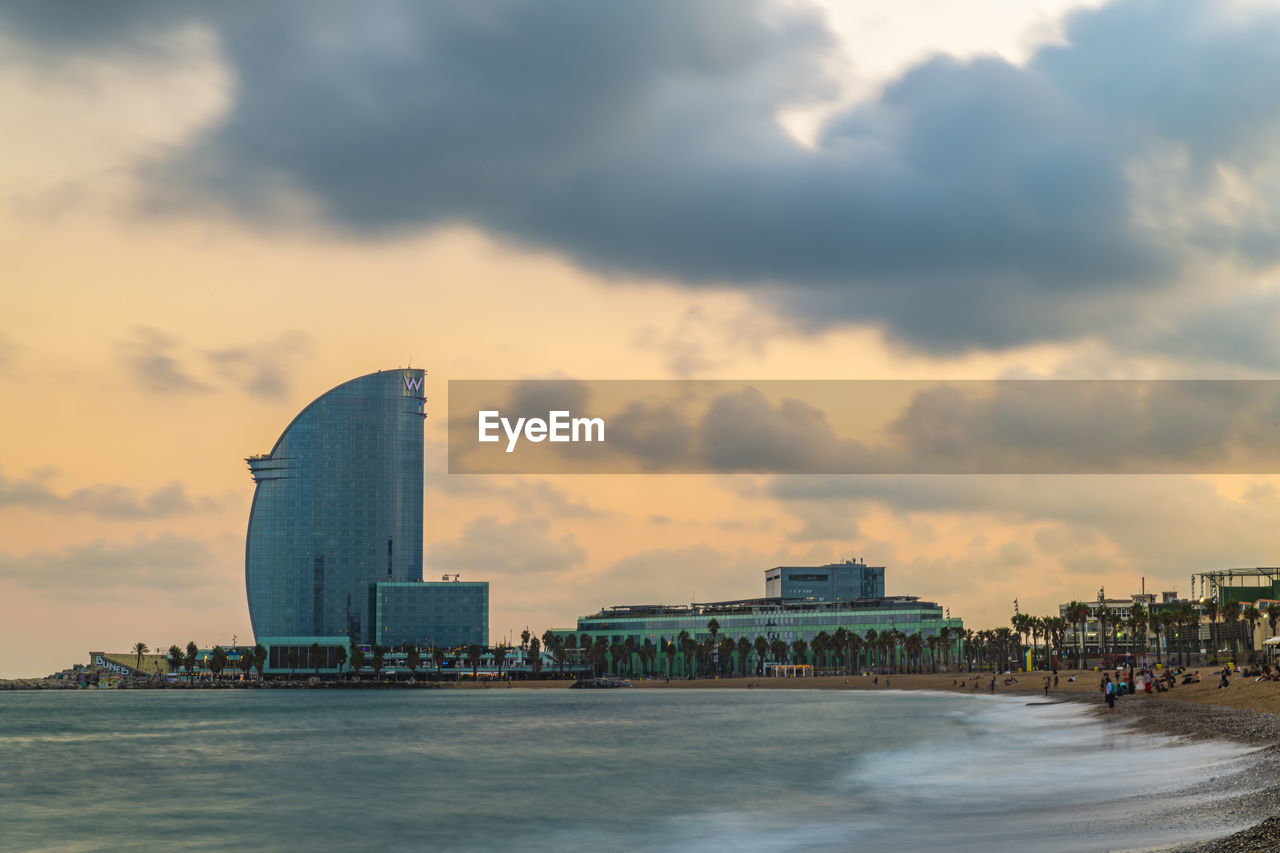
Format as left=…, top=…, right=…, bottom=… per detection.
left=764, top=561, right=885, bottom=601
left=245, top=369, right=426, bottom=644
left=564, top=598, right=960, bottom=650
left=372, top=581, right=489, bottom=649
left=556, top=564, right=961, bottom=674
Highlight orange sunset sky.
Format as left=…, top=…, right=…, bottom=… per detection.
left=5, top=0, right=1280, bottom=678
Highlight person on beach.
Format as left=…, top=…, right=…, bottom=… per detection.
left=1102, top=674, right=1116, bottom=709
left=1043, top=676, right=1050, bottom=697
left=989, top=675, right=996, bottom=693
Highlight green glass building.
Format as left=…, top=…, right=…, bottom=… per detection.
left=556, top=564, right=963, bottom=674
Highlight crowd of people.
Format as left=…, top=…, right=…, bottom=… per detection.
left=1099, top=666, right=1207, bottom=706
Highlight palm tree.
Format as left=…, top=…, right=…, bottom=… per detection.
left=1041, top=617, right=1065, bottom=672
left=209, top=646, right=228, bottom=680
left=812, top=631, right=831, bottom=672
left=167, top=645, right=183, bottom=678
left=678, top=631, right=695, bottom=678
left=769, top=638, right=788, bottom=671
left=736, top=636, right=752, bottom=677
left=133, top=642, right=150, bottom=672
left=1222, top=600, right=1241, bottom=663
left=1268, top=603, right=1280, bottom=648
left=937, top=626, right=952, bottom=671
left=830, top=627, right=849, bottom=673
left=623, top=637, right=637, bottom=677
left=238, top=648, right=254, bottom=681
left=1243, top=604, right=1262, bottom=663
left=1178, top=602, right=1199, bottom=666
left=1148, top=610, right=1163, bottom=668
left=406, top=644, right=421, bottom=680
left=310, top=642, right=323, bottom=678
left=431, top=645, right=446, bottom=674
left=904, top=632, right=923, bottom=673
left=349, top=646, right=365, bottom=679
left=1096, top=606, right=1113, bottom=665
left=664, top=639, right=678, bottom=678
left=1065, top=601, right=1089, bottom=670
left=1204, top=598, right=1220, bottom=663
left=1161, top=611, right=1180, bottom=666
left=791, top=638, right=808, bottom=667
left=994, top=628, right=1014, bottom=672
left=286, top=648, right=299, bottom=679
left=493, top=643, right=510, bottom=678
left=466, top=644, right=484, bottom=678
left=1127, top=604, right=1147, bottom=668
left=528, top=637, right=542, bottom=677
left=754, top=636, right=769, bottom=675
left=1011, top=614, right=1029, bottom=668
left=371, top=644, right=387, bottom=679
left=706, top=619, right=721, bottom=675
left=184, top=641, right=198, bottom=683
left=717, top=637, right=735, bottom=677
left=334, top=645, right=347, bottom=678
left=551, top=638, right=566, bottom=676
left=520, top=629, right=531, bottom=653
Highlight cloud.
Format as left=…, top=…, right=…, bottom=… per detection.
left=0, top=468, right=224, bottom=518
left=0, top=331, right=15, bottom=373
left=426, top=439, right=608, bottom=518
left=766, top=474, right=1280, bottom=579
left=119, top=326, right=210, bottom=394
left=885, top=380, right=1280, bottom=473
left=585, top=543, right=834, bottom=609
left=426, top=516, right=586, bottom=577
left=117, top=327, right=313, bottom=397
left=0, top=533, right=216, bottom=593
left=14, top=1, right=1280, bottom=351
left=206, top=332, right=311, bottom=398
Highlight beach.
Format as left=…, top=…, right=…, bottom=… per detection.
left=613, top=670, right=1280, bottom=852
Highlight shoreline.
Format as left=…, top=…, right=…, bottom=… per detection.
left=5, top=668, right=1278, bottom=849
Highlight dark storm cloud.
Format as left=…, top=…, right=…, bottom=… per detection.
left=10, top=1, right=1280, bottom=349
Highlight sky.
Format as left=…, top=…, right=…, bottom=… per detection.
left=4, top=0, right=1280, bottom=678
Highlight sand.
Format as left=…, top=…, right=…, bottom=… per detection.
left=611, top=667, right=1280, bottom=713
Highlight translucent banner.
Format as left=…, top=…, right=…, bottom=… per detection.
left=447, top=380, right=1280, bottom=474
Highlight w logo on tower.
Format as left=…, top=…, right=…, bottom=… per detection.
left=402, top=371, right=427, bottom=418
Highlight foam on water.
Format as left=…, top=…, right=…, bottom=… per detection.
left=0, top=689, right=1262, bottom=852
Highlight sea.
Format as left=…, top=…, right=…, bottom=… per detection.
left=0, top=688, right=1262, bottom=852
